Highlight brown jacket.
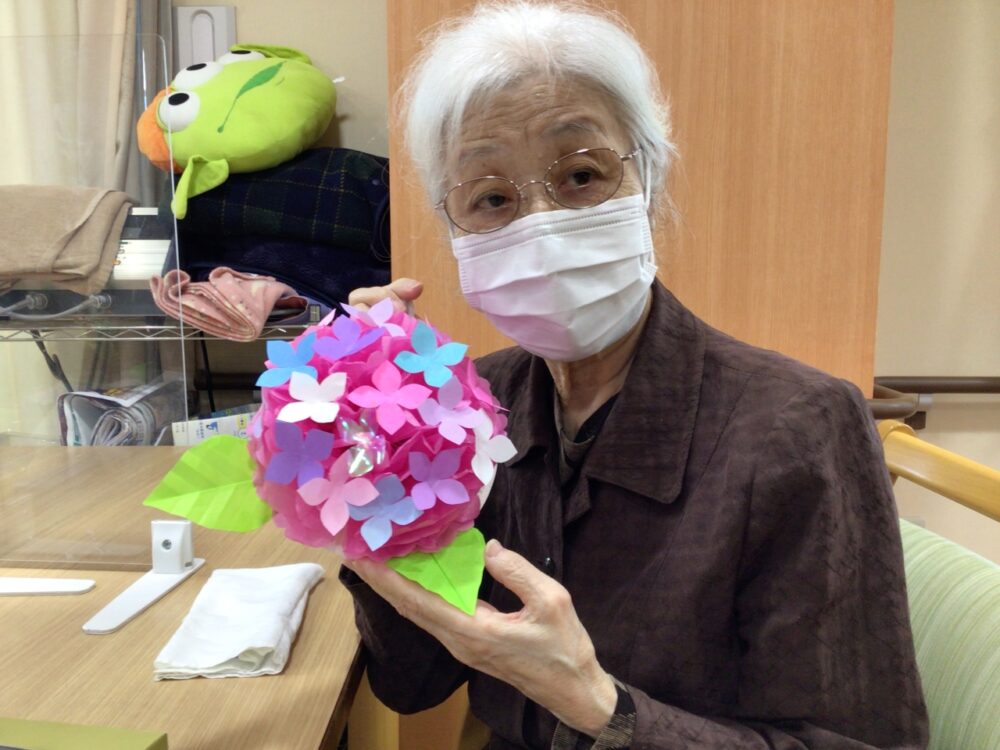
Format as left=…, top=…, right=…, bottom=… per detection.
left=342, top=281, right=929, bottom=749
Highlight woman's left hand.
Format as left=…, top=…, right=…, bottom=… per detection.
left=345, top=538, right=617, bottom=737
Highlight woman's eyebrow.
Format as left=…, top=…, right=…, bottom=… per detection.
left=454, top=117, right=609, bottom=169
left=542, top=118, right=608, bottom=140
left=457, top=143, right=501, bottom=166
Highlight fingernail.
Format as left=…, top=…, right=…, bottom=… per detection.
left=485, top=539, right=503, bottom=558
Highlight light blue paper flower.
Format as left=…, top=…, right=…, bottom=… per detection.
left=348, top=474, right=422, bottom=551
left=393, top=322, right=467, bottom=387
left=256, top=332, right=317, bottom=387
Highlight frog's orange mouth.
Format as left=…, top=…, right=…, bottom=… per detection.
left=136, top=88, right=181, bottom=173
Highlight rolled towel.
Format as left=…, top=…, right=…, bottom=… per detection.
left=153, top=563, right=324, bottom=680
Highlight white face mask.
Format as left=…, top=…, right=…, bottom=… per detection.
left=450, top=192, right=656, bottom=362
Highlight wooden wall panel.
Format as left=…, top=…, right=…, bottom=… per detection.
left=387, top=0, right=893, bottom=393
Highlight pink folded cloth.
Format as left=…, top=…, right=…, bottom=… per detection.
left=150, top=267, right=304, bottom=342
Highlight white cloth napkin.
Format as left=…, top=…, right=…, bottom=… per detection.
left=154, top=563, right=324, bottom=680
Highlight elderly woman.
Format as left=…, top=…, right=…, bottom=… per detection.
left=341, top=3, right=928, bottom=748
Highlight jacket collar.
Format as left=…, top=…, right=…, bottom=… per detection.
left=505, top=280, right=706, bottom=505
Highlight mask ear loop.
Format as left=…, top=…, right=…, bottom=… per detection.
left=437, top=193, right=459, bottom=243
left=636, top=148, right=652, bottom=212
left=633, top=147, right=659, bottom=278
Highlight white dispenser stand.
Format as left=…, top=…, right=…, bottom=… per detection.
left=82, top=520, right=204, bottom=634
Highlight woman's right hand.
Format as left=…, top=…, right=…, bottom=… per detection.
left=348, top=278, right=424, bottom=314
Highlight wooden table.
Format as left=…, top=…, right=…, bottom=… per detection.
left=0, top=447, right=363, bottom=749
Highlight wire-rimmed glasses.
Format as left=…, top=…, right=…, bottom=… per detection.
left=437, top=147, right=640, bottom=234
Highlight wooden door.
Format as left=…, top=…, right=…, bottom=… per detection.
left=352, top=3, right=895, bottom=747
left=387, top=0, right=894, bottom=393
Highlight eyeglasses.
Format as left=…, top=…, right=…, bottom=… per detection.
left=437, top=147, right=640, bottom=234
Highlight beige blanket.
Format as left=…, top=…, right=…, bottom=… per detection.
left=0, top=185, right=132, bottom=295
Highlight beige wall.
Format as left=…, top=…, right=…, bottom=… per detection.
left=168, top=1, right=391, bottom=405
left=173, top=0, right=389, bottom=157
left=876, top=0, right=1000, bottom=561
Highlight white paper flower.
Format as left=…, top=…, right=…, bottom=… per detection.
left=277, top=371, right=347, bottom=423
left=471, top=416, right=517, bottom=485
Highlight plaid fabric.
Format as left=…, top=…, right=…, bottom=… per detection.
left=177, top=147, right=390, bottom=256
left=174, top=147, right=390, bottom=308
left=178, top=233, right=389, bottom=310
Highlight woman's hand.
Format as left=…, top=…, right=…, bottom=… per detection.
left=345, top=539, right=617, bottom=737
left=348, top=278, right=424, bottom=314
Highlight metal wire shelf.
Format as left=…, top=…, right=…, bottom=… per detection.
left=0, top=308, right=322, bottom=343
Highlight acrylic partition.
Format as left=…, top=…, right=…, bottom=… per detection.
left=0, top=33, right=185, bottom=570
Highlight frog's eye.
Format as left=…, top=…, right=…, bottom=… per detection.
left=218, top=49, right=265, bottom=65
left=158, top=91, right=200, bottom=132
left=172, top=60, right=223, bottom=90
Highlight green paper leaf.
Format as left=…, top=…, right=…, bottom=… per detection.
left=387, top=528, right=485, bottom=615
left=143, top=435, right=272, bottom=532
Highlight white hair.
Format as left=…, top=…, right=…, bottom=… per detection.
left=398, top=0, right=679, bottom=223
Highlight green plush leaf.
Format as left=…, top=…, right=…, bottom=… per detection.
left=387, top=528, right=485, bottom=615
left=217, top=61, right=285, bottom=132
left=143, top=435, right=271, bottom=532
left=230, top=44, right=311, bottom=64
left=172, top=155, right=229, bottom=218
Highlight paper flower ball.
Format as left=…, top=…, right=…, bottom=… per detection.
left=247, top=299, right=516, bottom=561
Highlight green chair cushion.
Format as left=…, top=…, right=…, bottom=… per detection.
left=901, top=519, right=1000, bottom=750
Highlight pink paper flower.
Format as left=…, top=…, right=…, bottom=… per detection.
left=418, top=376, right=484, bottom=444
left=298, top=453, right=379, bottom=536
left=461, top=358, right=500, bottom=410
left=346, top=361, right=431, bottom=435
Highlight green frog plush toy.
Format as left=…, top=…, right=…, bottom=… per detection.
left=137, top=45, right=336, bottom=218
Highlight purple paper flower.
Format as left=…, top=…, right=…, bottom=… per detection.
left=348, top=474, right=422, bottom=551
left=342, top=298, right=406, bottom=337
left=314, top=315, right=384, bottom=362
left=264, top=420, right=334, bottom=486
left=408, top=449, right=468, bottom=510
